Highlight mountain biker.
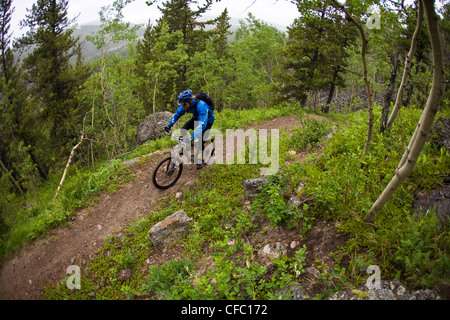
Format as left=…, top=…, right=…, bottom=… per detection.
left=164, top=89, right=215, bottom=169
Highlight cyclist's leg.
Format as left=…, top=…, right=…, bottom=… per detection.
left=181, top=117, right=195, bottom=137
left=201, top=123, right=213, bottom=151
left=197, top=123, right=214, bottom=168
left=179, top=117, right=195, bottom=164
left=182, top=117, right=202, bottom=164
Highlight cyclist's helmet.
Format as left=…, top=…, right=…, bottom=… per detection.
left=177, top=89, right=193, bottom=105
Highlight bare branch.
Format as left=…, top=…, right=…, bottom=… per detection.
left=53, top=133, right=85, bottom=201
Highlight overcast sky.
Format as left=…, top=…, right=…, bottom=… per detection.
left=10, top=0, right=300, bottom=39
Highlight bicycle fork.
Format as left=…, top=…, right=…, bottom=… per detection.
left=166, top=160, right=176, bottom=176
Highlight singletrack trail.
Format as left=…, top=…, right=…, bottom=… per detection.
left=0, top=115, right=325, bottom=299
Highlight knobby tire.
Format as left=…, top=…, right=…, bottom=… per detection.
left=152, top=156, right=183, bottom=190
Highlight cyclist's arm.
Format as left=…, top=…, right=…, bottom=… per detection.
left=167, top=105, right=185, bottom=128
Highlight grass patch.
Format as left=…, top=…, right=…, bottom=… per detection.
left=0, top=104, right=299, bottom=264
left=271, top=106, right=449, bottom=289
left=29, top=104, right=450, bottom=299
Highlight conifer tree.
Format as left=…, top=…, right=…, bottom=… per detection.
left=0, top=0, right=26, bottom=196
left=154, top=0, right=213, bottom=50
left=277, top=1, right=355, bottom=108
left=135, top=20, right=156, bottom=113
left=0, top=0, right=13, bottom=79
left=210, top=8, right=232, bottom=58
left=144, top=0, right=214, bottom=105
left=1, top=0, right=46, bottom=193
left=18, top=0, right=90, bottom=170
left=186, top=8, right=232, bottom=110
left=0, top=0, right=16, bottom=143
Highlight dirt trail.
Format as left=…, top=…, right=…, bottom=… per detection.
left=0, top=115, right=306, bottom=300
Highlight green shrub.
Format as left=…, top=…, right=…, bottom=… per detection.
left=251, top=175, right=302, bottom=227
left=394, top=210, right=450, bottom=288
left=289, top=118, right=334, bottom=150
left=142, top=259, right=197, bottom=299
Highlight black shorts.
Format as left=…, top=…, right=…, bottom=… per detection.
left=182, top=117, right=213, bottom=149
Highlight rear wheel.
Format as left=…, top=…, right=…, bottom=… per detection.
left=152, top=156, right=183, bottom=190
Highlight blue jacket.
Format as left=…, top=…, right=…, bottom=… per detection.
left=167, top=99, right=215, bottom=140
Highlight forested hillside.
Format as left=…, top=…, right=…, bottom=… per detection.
left=0, top=0, right=449, bottom=301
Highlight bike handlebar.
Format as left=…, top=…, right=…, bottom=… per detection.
left=165, top=129, right=188, bottom=147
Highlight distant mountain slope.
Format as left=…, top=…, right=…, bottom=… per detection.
left=73, top=24, right=145, bottom=62
left=73, top=16, right=286, bottom=62
left=16, top=17, right=286, bottom=63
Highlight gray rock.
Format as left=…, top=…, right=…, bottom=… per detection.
left=288, top=183, right=307, bottom=207
left=305, top=267, right=320, bottom=279
left=431, top=117, right=450, bottom=151
left=323, top=126, right=337, bottom=140
left=149, top=210, right=191, bottom=249
left=242, top=177, right=269, bottom=198
left=288, top=195, right=301, bottom=207
left=327, top=280, right=441, bottom=300
left=116, top=233, right=124, bottom=241
left=414, top=184, right=450, bottom=226
left=262, top=244, right=273, bottom=256
left=136, top=111, right=173, bottom=145
left=276, top=283, right=310, bottom=300
left=260, top=242, right=287, bottom=258
left=290, top=240, right=300, bottom=249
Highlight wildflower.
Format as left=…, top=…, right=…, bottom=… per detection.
left=227, top=239, right=235, bottom=246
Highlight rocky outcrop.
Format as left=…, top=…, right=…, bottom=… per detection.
left=148, top=210, right=192, bottom=250
left=136, top=111, right=173, bottom=145
left=414, top=184, right=450, bottom=226
left=327, top=280, right=441, bottom=300
left=276, top=280, right=441, bottom=300
left=242, top=177, right=269, bottom=198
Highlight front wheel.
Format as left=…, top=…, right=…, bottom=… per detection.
left=152, top=156, right=183, bottom=190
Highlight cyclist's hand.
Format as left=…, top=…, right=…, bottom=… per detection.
left=164, top=126, right=171, bottom=134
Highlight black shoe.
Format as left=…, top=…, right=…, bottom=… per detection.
left=196, top=160, right=206, bottom=170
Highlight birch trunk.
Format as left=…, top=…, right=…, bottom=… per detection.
left=365, top=0, right=445, bottom=223
left=380, top=51, right=399, bottom=133
left=385, top=1, right=423, bottom=130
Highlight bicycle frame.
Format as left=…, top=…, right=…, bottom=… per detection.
left=152, top=129, right=215, bottom=189
left=165, top=130, right=189, bottom=164
left=165, top=130, right=214, bottom=165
